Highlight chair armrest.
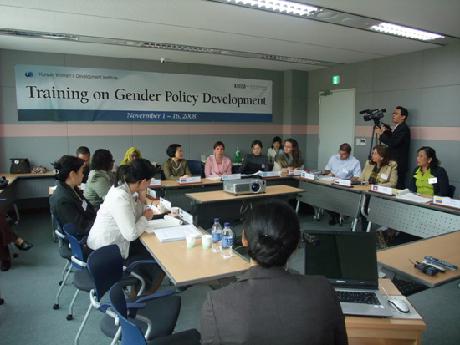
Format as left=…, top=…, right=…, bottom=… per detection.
left=123, top=259, right=157, bottom=273
left=71, top=255, right=87, bottom=268
left=135, top=289, right=176, bottom=303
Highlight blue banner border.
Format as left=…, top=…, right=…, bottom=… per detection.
left=18, top=109, right=272, bottom=122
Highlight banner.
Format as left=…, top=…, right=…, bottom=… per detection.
left=15, top=65, right=272, bottom=122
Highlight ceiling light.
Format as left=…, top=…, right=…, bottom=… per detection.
left=370, top=23, right=444, bottom=41
left=0, top=28, right=336, bottom=67
left=213, top=0, right=320, bottom=17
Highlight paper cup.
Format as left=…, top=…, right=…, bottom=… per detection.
left=186, top=234, right=199, bottom=249
left=201, top=234, right=212, bottom=249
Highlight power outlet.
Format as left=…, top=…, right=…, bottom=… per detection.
left=356, top=138, right=367, bottom=146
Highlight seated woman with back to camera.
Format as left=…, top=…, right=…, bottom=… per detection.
left=200, top=200, right=348, bottom=345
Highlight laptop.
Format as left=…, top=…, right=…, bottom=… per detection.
left=304, top=230, right=392, bottom=317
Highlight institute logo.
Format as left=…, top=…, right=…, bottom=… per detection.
left=25, top=71, right=33, bottom=78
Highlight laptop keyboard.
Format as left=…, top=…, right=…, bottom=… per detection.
left=335, top=291, right=381, bottom=305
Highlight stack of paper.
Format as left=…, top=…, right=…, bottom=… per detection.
left=152, top=224, right=201, bottom=243
left=147, top=215, right=182, bottom=230
left=396, top=193, right=431, bottom=204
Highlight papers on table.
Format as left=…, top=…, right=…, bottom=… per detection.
left=147, top=215, right=182, bottom=230
left=151, top=224, right=201, bottom=243
left=206, top=175, right=222, bottom=181
left=433, top=196, right=460, bottom=209
left=254, top=170, right=281, bottom=177
left=396, top=192, right=431, bottom=204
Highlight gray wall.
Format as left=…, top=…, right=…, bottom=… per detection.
left=306, top=44, right=460, bottom=196
left=0, top=49, right=308, bottom=171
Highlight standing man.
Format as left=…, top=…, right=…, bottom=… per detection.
left=76, top=146, right=91, bottom=184
left=376, top=106, right=411, bottom=189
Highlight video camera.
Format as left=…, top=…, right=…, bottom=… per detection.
left=360, top=108, right=386, bottom=127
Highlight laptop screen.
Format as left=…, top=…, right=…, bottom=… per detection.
left=304, top=231, right=378, bottom=289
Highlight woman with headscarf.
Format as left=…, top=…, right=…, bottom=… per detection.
left=120, top=147, right=142, bottom=165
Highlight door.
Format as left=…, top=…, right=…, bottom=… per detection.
left=318, top=89, right=355, bottom=169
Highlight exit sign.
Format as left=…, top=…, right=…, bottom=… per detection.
left=332, top=75, right=341, bottom=85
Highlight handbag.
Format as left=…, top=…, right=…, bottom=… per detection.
left=9, top=158, right=31, bottom=174
left=0, top=176, right=8, bottom=190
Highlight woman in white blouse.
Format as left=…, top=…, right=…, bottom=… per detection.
left=87, top=158, right=163, bottom=294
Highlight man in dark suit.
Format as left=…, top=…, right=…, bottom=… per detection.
left=376, top=106, right=411, bottom=189
left=200, top=201, right=348, bottom=345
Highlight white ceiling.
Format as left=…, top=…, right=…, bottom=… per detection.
left=0, top=0, right=459, bottom=71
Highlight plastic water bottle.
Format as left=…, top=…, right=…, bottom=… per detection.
left=221, top=222, right=234, bottom=259
left=211, top=218, right=222, bottom=253
left=234, top=147, right=242, bottom=164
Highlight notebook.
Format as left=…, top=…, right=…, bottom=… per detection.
left=304, top=230, right=392, bottom=317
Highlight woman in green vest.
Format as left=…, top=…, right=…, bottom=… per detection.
left=408, top=146, right=450, bottom=196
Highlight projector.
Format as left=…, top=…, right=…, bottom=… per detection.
left=223, top=178, right=266, bottom=195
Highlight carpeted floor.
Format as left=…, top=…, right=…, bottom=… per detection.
left=0, top=210, right=459, bottom=345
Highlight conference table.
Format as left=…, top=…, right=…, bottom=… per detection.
left=140, top=229, right=250, bottom=287
left=377, top=230, right=460, bottom=287
left=365, top=191, right=460, bottom=238
left=185, top=184, right=303, bottom=228
left=1, top=171, right=56, bottom=210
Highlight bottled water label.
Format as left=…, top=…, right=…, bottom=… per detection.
left=212, top=232, right=222, bottom=243
left=222, top=236, right=233, bottom=249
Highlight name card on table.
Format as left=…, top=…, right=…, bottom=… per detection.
left=370, top=185, right=393, bottom=195
left=180, top=210, right=194, bottom=225
left=433, top=196, right=460, bottom=209
left=150, top=178, right=161, bottom=186
left=147, top=188, right=157, bottom=199
left=178, top=176, right=202, bottom=184
left=336, top=179, right=351, bottom=187
left=222, top=174, right=241, bottom=181
left=257, top=171, right=281, bottom=177
left=301, top=171, right=316, bottom=181
left=288, top=169, right=304, bottom=176
left=160, top=197, right=171, bottom=211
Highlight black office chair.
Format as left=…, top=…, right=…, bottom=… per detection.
left=187, top=160, right=203, bottom=177
left=109, top=283, right=201, bottom=345
left=448, top=185, right=456, bottom=198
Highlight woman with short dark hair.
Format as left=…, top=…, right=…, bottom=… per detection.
left=201, top=200, right=348, bottom=345
left=49, top=155, right=97, bottom=240
left=84, top=149, right=115, bottom=209
left=240, top=139, right=269, bottom=174
left=360, top=145, right=398, bottom=187
left=267, top=136, right=283, bottom=164
left=88, top=159, right=164, bottom=294
left=162, top=144, right=192, bottom=180
left=409, top=146, right=450, bottom=196
left=204, top=141, right=232, bottom=177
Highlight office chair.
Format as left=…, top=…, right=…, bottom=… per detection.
left=109, top=283, right=201, bottom=345
left=187, top=160, right=203, bottom=177
left=52, top=226, right=73, bottom=310
left=63, top=224, right=95, bottom=323
left=448, top=185, right=456, bottom=198
left=82, top=244, right=182, bottom=345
